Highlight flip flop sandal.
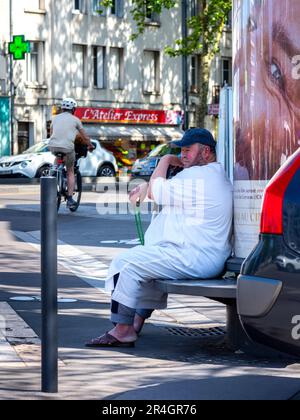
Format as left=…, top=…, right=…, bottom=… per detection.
left=85, top=332, right=135, bottom=348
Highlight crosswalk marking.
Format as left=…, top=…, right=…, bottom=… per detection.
left=12, top=231, right=109, bottom=292
left=100, top=239, right=141, bottom=245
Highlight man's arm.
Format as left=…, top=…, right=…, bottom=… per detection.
left=148, top=155, right=183, bottom=200
left=78, top=128, right=94, bottom=151
left=129, top=182, right=149, bottom=205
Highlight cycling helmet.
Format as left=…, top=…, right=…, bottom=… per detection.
left=62, top=98, right=77, bottom=110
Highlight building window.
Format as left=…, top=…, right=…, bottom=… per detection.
left=143, top=50, right=160, bottom=94
left=92, top=0, right=123, bottom=17
left=92, top=0, right=106, bottom=15
left=74, top=0, right=85, bottom=13
left=93, top=46, right=106, bottom=89
left=108, top=48, right=124, bottom=90
left=221, top=58, right=232, bottom=86
left=72, top=44, right=87, bottom=87
left=145, top=1, right=160, bottom=23
left=224, top=10, right=232, bottom=29
left=110, top=0, right=124, bottom=17
left=190, top=55, right=199, bottom=93
left=26, top=41, right=44, bottom=84
left=190, top=0, right=198, bottom=17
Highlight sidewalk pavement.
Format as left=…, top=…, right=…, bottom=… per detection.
left=0, top=222, right=300, bottom=400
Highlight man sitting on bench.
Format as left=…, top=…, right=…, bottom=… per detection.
left=86, top=128, right=233, bottom=348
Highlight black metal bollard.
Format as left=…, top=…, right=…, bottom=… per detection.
left=41, top=176, right=58, bottom=394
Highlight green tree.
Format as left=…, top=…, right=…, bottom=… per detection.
left=100, top=0, right=232, bottom=126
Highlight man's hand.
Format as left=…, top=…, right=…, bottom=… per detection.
left=88, top=143, right=95, bottom=152
left=160, top=155, right=184, bottom=168
left=78, top=128, right=93, bottom=151
left=129, top=183, right=149, bottom=205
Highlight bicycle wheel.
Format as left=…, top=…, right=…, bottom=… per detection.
left=69, top=170, right=82, bottom=213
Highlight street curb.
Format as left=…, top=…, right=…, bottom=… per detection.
left=0, top=177, right=131, bottom=193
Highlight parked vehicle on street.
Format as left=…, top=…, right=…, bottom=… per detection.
left=0, top=139, right=118, bottom=179
left=238, top=148, right=300, bottom=357
left=275, top=255, right=300, bottom=273
left=131, top=143, right=181, bottom=181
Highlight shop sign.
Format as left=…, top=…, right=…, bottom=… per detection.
left=9, top=35, right=30, bottom=60
left=75, top=108, right=183, bottom=126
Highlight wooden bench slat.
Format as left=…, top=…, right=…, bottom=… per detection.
left=155, top=278, right=237, bottom=299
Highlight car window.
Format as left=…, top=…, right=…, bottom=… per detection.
left=148, top=144, right=180, bottom=158
left=23, top=143, right=49, bottom=154
left=171, top=147, right=181, bottom=156
left=283, top=167, right=300, bottom=255
left=148, top=144, right=168, bottom=158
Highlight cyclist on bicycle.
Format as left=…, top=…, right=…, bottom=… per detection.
left=49, top=98, right=94, bottom=209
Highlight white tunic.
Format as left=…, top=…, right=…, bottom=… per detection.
left=106, top=163, right=233, bottom=310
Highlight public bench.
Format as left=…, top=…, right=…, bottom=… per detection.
left=154, top=257, right=246, bottom=349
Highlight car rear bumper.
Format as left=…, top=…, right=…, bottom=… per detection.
left=237, top=275, right=282, bottom=317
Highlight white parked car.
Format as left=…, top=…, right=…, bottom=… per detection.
left=0, top=139, right=118, bottom=178
left=275, top=255, right=300, bottom=273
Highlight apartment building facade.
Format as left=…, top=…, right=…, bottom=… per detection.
left=0, top=0, right=232, bottom=162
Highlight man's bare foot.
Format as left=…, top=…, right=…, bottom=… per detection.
left=109, top=325, right=138, bottom=343
left=134, top=314, right=145, bottom=335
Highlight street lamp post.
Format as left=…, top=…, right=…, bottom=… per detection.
left=182, top=0, right=189, bottom=130
left=9, top=0, right=14, bottom=156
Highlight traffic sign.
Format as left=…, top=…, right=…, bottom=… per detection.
left=9, top=35, right=30, bottom=60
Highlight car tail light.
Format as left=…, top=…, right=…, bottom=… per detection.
left=261, top=149, right=300, bottom=234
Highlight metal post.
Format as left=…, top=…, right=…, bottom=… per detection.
left=182, top=0, right=189, bottom=130
left=224, top=86, right=229, bottom=175
left=9, top=0, right=14, bottom=156
left=226, top=302, right=249, bottom=350
left=41, top=177, right=58, bottom=394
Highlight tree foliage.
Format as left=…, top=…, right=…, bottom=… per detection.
left=100, top=0, right=232, bottom=126
left=100, top=0, right=231, bottom=56
left=167, top=0, right=232, bottom=58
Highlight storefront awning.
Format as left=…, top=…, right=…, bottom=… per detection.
left=83, top=124, right=184, bottom=143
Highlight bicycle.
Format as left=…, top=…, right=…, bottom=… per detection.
left=50, top=151, right=83, bottom=213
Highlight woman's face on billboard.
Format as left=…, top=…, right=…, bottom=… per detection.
left=234, top=0, right=300, bottom=180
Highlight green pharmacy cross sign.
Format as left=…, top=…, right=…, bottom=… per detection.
left=9, top=35, right=30, bottom=60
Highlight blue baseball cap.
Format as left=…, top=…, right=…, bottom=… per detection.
left=171, top=128, right=216, bottom=148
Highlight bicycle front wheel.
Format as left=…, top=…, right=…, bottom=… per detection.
left=69, top=171, right=82, bottom=213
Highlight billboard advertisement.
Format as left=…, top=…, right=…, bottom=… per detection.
left=233, top=0, right=300, bottom=257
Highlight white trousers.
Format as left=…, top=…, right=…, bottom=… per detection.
left=106, top=244, right=202, bottom=310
